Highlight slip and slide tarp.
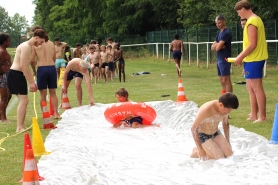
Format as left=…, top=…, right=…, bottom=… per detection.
left=38, top=100, right=278, bottom=185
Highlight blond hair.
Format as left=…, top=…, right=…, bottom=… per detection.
left=79, top=60, right=89, bottom=68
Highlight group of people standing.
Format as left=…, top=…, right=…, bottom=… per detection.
left=190, top=0, right=269, bottom=161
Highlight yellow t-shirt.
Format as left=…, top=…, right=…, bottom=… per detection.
left=243, top=16, right=268, bottom=62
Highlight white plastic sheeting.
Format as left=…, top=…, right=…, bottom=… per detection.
left=38, top=100, right=278, bottom=185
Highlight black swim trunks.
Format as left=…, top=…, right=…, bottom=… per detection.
left=124, top=116, right=143, bottom=127
left=7, top=69, right=28, bottom=95
left=198, top=130, right=221, bottom=144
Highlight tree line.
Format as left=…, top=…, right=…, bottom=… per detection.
left=1, top=0, right=277, bottom=47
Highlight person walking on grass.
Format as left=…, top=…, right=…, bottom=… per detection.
left=169, top=34, right=185, bottom=77
left=114, top=43, right=125, bottom=83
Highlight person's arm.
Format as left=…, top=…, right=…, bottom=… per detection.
left=222, top=115, right=231, bottom=145
left=211, top=41, right=217, bottom=51
left=61, top=42, right=67, bottom=48
left=181, top=41, right=185, bottom=55
left=169, top=42, right=173, bottom=52
left=215, top=40, right=226, bottom=51
left=20, top=46, right=37, bottom=91
left=52, top=46, right=56, bottom=63
left=30, top=47, right=37, bottom=76
left=83, top=71, right=94, bottom=106
left=191, top=112, right=207, bottom=160
left=62, top=65, right=70, bottom=94
left=235, top=24, right=258, bottom=65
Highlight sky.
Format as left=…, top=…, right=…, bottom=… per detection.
left=1, top=0, right=36, bottom=26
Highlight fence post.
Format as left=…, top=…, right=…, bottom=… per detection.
left=156, top=43, right=159, bottom=58
left=275, top=19, right=278, bottom=64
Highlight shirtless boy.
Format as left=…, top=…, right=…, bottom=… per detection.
left=169, top=34, right=185, bottom=77
left=62, top=58, right=94, bottom=106
left=190, top=92, right=239, bottom=160
left=0, top=33, right=12, bottom=122
left=7, top=29, right=48, bottom=132
left=54, top=37, right=67, bottom=79
left=87, top=46, right=100, bottom=84
left=107, top=45, right=115, bottom=81
left=31, top=34, right=60, bottom=119
left=73, top=43, right=82, bottom=58
left=114, top=43, right=125, bottom=83
left=100, top=45, right=109, bottom=82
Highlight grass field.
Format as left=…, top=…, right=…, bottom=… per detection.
left=0, top=51, right=277, bottom=184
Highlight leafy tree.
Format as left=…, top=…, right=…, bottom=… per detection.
left=0, top=6, right=12, bottom=32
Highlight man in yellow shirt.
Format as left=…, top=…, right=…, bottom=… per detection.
left=234, top=0, right=268, bottom=123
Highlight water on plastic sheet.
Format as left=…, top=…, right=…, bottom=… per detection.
left=38, top=100, right=278, bottom=185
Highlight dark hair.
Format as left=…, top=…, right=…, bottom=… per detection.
left=89, top=46, right=96, bottom=50
left=0, top=33, right=10, bottom=45
left=215, top=15, right=226, bottom=21
left=115, top=88, right=129, bottom=99
left=90, top=40, right=96, bottom=44
left=234, top=0, right=251, bottom=11
left=54, top=37, right=60, bottom=41
left=31, top=25, right=43, bottom=32
left=219, top=92, right=239, bottom=109
left=174, top=34, right=179, bottom=39
left=107, top=45, right=112, bottom=49
left=76, top=43, right=82, bottom=47
left=33, top=29, right=48, bottom=41
left=107, top=37, right=113, bottom=41
left=97, top=38, right=102, bottom=45
left=65, top=46, right=71, bottom=52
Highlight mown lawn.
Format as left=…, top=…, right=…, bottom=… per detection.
left=0, top=51, right=277, bottom=184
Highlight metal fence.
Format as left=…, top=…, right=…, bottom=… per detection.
left=146, top=20, right=278, bottom=64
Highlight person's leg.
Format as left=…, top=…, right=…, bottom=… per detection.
left=118, top=62, right=122, bottom=82
left=0, top=88, right=10, bottom=121
left=49, top=88, right=59, bottom=118
left=75, top=77, right=83, bottom=106
left=250, top=78, right=266, bottom=122
left=94, top=67, right=99, bottom=84
left=122, top=63, right=125, bottom=82
left=61, top=80, right=71, bottom=108
left=105, top=66, right=109, bottom=82
left=39, top=89, right=47, bottom=110
left=246, top=79, right=258, bottom=120
left=202, top=139, right=225, bottom=160
left=214, top=134, right=233, bottom=158
left=221, top=75, right=233, bottom=92
left=56, top=68, right=60, bottom=80
left=16, top=94, right=29, bottom=132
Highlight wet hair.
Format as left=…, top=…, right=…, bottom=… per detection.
left=115, top=43, right=120, bottom=47
left=215, top=15, right=226, bottom=21
left=115, top=88, right=129, bottom=99
left=76, top=43, right=82, bottom=47
left=107, top=45, right=112, bottom=49
left=54, top=37, right=60, bottom=41
left=0, top=33, right=10, bottom=45
left=234, top=0, right=251, bottom=11
left=174, top=34, right=179, bottom=40
left=33, top=29, right=48, bottom=42
left=219, top=92, right=239, bottom=109
left=79, top=60, right=89, bottom=68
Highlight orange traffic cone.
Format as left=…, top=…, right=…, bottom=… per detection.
left=22, top=149, right=40, bottom=185
left=20, top=133, right=44, bottom=182
left=42, top=101, right=56, bottom=129
left=176, top=78, right=188, bottom=102
left=49, top=97, right=54, bottom=117
left=62, top=93, right=71, bottom=109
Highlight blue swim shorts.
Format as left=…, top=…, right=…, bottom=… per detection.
left=173, top=50, right=182, bottom=60
left=217, top=59, right=231, bottom=76
left=55, top=58, right=66, bottom=68
left=244, top=60, right=265, bottom=79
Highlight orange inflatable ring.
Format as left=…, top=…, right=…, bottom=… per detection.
left=104, top=102, right=157, bottom=125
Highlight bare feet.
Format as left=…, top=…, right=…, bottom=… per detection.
left=16, top=127, right=26, bottom=133
left=53, top=114, right=61, bottom=119
left=253, top=118, right=267, bottom=123
left=0, top=119, right=10, bottom=123
left=247, top=116, right=257, bottom=121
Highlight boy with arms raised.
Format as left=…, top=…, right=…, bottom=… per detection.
left=190, top=92, right=239, bottom=160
